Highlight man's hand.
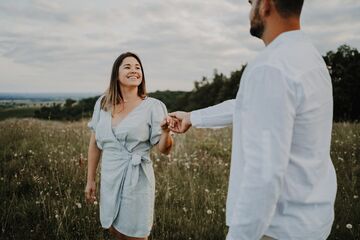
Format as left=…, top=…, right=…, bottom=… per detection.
left=168, top=111, right=192, bottom=133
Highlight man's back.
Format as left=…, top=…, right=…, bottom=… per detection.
left=176, top=30, right=336, bottom=240
left=242, top=30, right=337, bottom=239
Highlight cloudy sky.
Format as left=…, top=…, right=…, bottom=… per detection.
left=0, top=0, right=359, bottom=93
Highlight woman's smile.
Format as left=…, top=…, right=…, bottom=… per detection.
left=127, top=74, right=140, bottom=80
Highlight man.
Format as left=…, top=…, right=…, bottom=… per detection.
left=168, top=0, right=337, bottom=239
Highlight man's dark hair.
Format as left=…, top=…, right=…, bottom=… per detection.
left=272, top=0, right=304, bottom=18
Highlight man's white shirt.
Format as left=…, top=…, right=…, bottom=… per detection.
left=191, top=30, right=337, bottom=240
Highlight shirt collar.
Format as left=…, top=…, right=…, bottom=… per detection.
left=266, top=30, right=305, bottom=49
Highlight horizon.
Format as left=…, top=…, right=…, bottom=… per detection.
left=1, top=0, right=359, bottom=92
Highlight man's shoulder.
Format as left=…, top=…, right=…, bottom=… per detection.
left=250, top=39, right=325, bottom=80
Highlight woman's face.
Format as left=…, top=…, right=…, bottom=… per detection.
left=118, top=56, right=143, bottom=88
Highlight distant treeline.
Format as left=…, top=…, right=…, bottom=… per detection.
left=34, top=44, right=359, bottom=122
left=34, top=98, right=95, bottom=121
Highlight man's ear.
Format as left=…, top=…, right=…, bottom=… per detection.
left=259, top=0, right=272, bottom=17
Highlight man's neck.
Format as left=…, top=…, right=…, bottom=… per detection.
left=262, top=17, right=301, bottom=46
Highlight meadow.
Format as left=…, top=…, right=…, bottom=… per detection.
left=0, top=118, right=359, bottom=240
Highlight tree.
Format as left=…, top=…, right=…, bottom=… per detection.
left=64, top=98, right=76, bottom=108
left=324, top=45, right=360, bottom=121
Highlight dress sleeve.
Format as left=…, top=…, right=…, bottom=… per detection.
left=149, top=99, right=168, bottom=146
left=87, top=96, right=103, bottom=132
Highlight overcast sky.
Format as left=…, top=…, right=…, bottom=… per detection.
left=0, top=0, right=359, bottom=93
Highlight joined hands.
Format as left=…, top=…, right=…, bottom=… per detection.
left=161, top=111, right=192, bottom=134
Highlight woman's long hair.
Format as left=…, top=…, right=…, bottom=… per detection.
left=100, top=52, right=147, bottom=112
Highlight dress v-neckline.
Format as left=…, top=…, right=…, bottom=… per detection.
left=110, top=97, right=148, bottom=130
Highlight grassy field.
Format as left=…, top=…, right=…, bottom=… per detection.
left=0, top=118, right=359, bottom=240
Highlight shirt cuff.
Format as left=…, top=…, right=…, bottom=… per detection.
left=190, top=110, right=203, bottom=127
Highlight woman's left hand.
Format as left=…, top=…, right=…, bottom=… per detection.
left=161, top=116, right=175, bottom=133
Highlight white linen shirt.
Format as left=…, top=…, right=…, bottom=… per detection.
left=191, top=30, right=337, bottom=240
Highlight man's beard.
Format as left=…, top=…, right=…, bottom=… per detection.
left=250, top=21, right=265, bottom=39
left=250, top=4, right=265, bottom=39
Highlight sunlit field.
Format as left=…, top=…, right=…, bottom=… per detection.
left=0, top=119, right=359, bottom=240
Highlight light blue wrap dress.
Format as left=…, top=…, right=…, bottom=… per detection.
left=88, top=95, right=167, bottom=237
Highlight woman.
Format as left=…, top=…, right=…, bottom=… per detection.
left=85, top=52, right=173, bottom=240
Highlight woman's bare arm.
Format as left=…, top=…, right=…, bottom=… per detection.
left=85, top=133, right=101, bottom=203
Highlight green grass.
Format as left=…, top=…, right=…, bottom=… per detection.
left=0, top=119, right=359, bottom=239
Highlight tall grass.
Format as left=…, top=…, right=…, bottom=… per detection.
left=0, top=119, right=358, bottom=239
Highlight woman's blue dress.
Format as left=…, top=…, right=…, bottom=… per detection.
left=88, top=95, right=167, bottom=237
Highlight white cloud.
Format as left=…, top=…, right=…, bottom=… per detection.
left=0, top=0, right=359, bottom=93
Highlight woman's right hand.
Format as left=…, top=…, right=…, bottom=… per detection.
left=85, top=181, right=97, bottom=204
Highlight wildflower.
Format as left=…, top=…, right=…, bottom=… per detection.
left=183, top=207, right=188, bottom=213
left=346, top=224, right=352, bottom=229
left=55, top=214, right=59, bottom=219
left=75, top=202, right=82, bottom=208
left=354, top=195, right=359, bottom=199
left=205, top=189, right=209, bottom=193
left=94, top=201, right=98, bottom=205
left=206, top=209, right=213, bottom=215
